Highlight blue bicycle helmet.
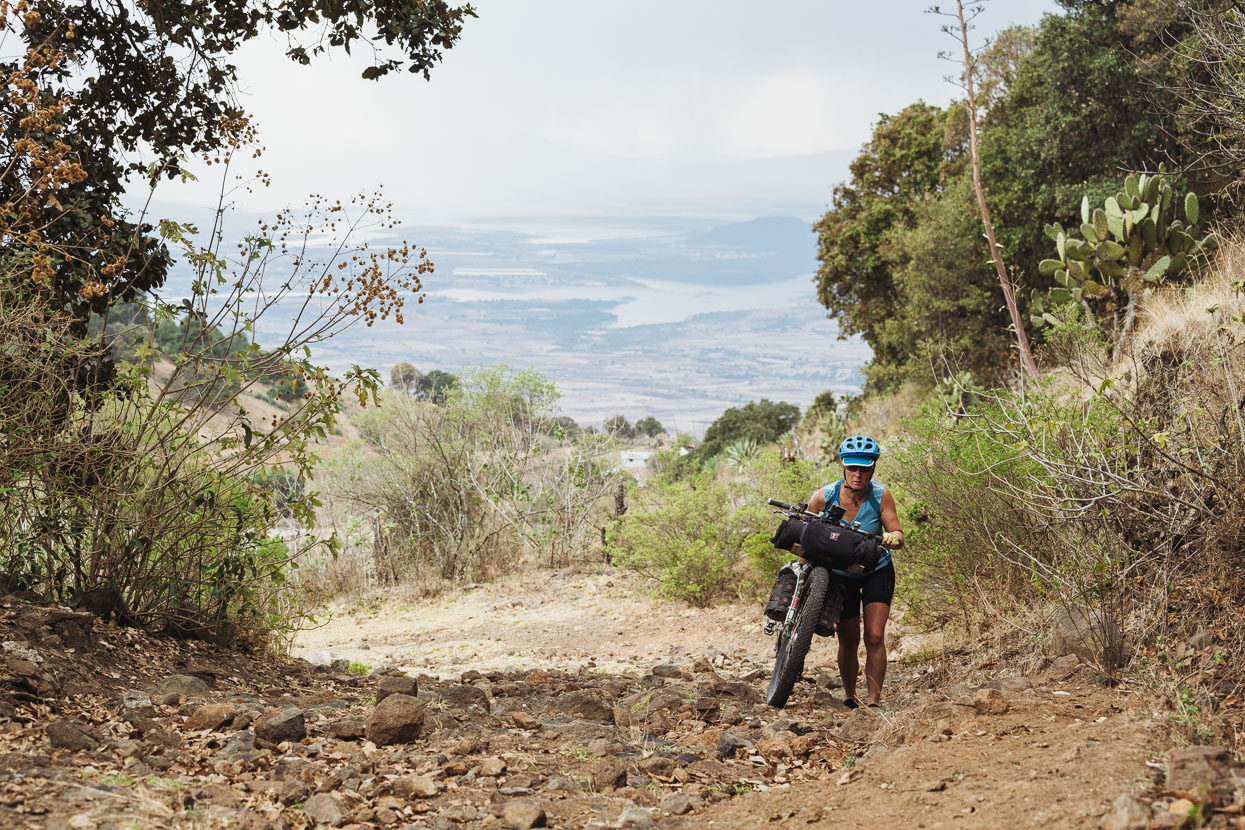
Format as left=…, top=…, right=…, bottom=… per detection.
left=838, top=434, right=881, bottom=466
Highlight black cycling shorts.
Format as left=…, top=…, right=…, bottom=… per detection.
left=837, top=562, right=895, bottom=619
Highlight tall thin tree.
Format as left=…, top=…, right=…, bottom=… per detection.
left=933, top=1, right=1038, bottom=378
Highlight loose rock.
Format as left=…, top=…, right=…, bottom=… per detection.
left=590, top=757, right=628, bottom=792
left=302, top=792, right=348, bottom=825
left=255, top=706, right=307, bottom=744
left=46, top=720, right=102, bottom=752
left=366, top=693, right=425, bottom=746
left=157, top=674, right=210, bottom=698
left=376, top=674, right=418, bottom=703
left=617, top=805, right=655, bottom=828
left=972, top=688, right=1009, bottom=715
left=501, top=799, right=547, bottom=829
left=661, top=792, right=700, bottom=815
left=1098, top=793, right=1152, bottom=830
left=185, top=703, right=236, bottom=732
left=392, top=774, right=438, bottom=798
left=1048, top=605, right=1126, bottom=670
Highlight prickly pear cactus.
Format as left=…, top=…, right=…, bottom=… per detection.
left=1031, top=171, right=1217, bottom=333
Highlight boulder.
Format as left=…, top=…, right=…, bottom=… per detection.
left=157, top=674, right=210, bottom=698
left=549, top=690, right=613, bottom=723
left=438, top=684, right=489, bottom=709
left=327, top=718, right=365, bottom=740
left=1048, top=605, right=1126, bottom=670
left=376, top=674, right=418, bottom=703
left=218, top=730, right=258, bottom=757
left=255, top=706, right=307, bottom=744
left=366, top=694, right=425, bottom=746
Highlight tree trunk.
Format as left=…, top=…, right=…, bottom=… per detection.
left=955, top=0, right=1038, bottom=379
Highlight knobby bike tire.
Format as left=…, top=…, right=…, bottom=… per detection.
left=765, top=565, right=829, bottom=708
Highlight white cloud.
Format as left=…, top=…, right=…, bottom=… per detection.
left=144, top=0, right=1060, bottom=221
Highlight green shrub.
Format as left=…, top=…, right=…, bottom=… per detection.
left=610, top=450, right=825, bottom=606
left=347, top=661, right=371, bottom=677
left=606, top=473, right=742, bottom=607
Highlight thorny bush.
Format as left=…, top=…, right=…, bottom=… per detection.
left=0, top=50, right=433, bottom=645
left=892, top=257, right=1245, bottom=690
left=312, top=366, right=620, bottom=598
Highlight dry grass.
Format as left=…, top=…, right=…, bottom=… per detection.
left=846, top=381, right=930, bottom=446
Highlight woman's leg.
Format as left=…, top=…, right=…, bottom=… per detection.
left=836, top=614, right=861, bottom=702
left=862, top=601, right=891, bottom=705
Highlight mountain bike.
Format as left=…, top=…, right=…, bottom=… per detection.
left=762, top=498, right=884, bottom=708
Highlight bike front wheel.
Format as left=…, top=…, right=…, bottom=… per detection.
left=765, top=565, right=829, bottom=708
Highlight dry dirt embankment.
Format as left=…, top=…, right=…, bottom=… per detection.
left=0, top=572, right=1189, bottom=829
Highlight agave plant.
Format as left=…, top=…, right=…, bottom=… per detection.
left=1032, top=170, right=1217, bottom=343
left=723, top=437, right=760, bottom=469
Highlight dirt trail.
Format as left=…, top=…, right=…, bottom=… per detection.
left=0, top=570, right=1185, bottom=829
left=294, top=569, right=1172, bottom=829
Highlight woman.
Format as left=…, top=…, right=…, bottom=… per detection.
left=806, top=435, right=903, bottom=709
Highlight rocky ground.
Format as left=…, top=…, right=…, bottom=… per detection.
left=0, top=572, right=1242, bottom=829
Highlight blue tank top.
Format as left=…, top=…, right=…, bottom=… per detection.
left=824, top=480, right=891, bottom=576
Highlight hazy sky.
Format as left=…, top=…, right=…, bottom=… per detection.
left=158, top=0, right=1060, bottom=223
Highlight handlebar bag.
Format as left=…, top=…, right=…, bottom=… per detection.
left=798, top=520, right=884, bottom=573
left=769, top=517, right=805, bottom=551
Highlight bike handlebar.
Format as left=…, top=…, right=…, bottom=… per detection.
left=767, top=497, right=884, bottom=542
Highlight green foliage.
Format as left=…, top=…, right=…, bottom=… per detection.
left=390, top=362, right=422, bottom=394
left=417, top=369, right=458, bottom=404
left=634, top=416, right=665, bottom=438
left=1033, top=171, right=1217, bottom=340
left=549, top=415, right=583, bottom=441
left=347, top=661, right=371, bottom=677
left=814, top=102, right=965, bottom=383
left=880, top=174, right=1012, bottom=384
left=801, top=391, right=837, bottom=429
left=606, top=474, right=744, bottom=607
left=3, top=1, right=472, bottom=354
left=813, top=6, right=1197, bottom=388
left=611, top=450, right=824, bottom=606
left=696, top=399, right=800, bottom=463
left=722, top=438, right=759, bottom=469
left=604, top=415, right=635, bottom=439
left=979, top=6, right=1184, bottom=290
